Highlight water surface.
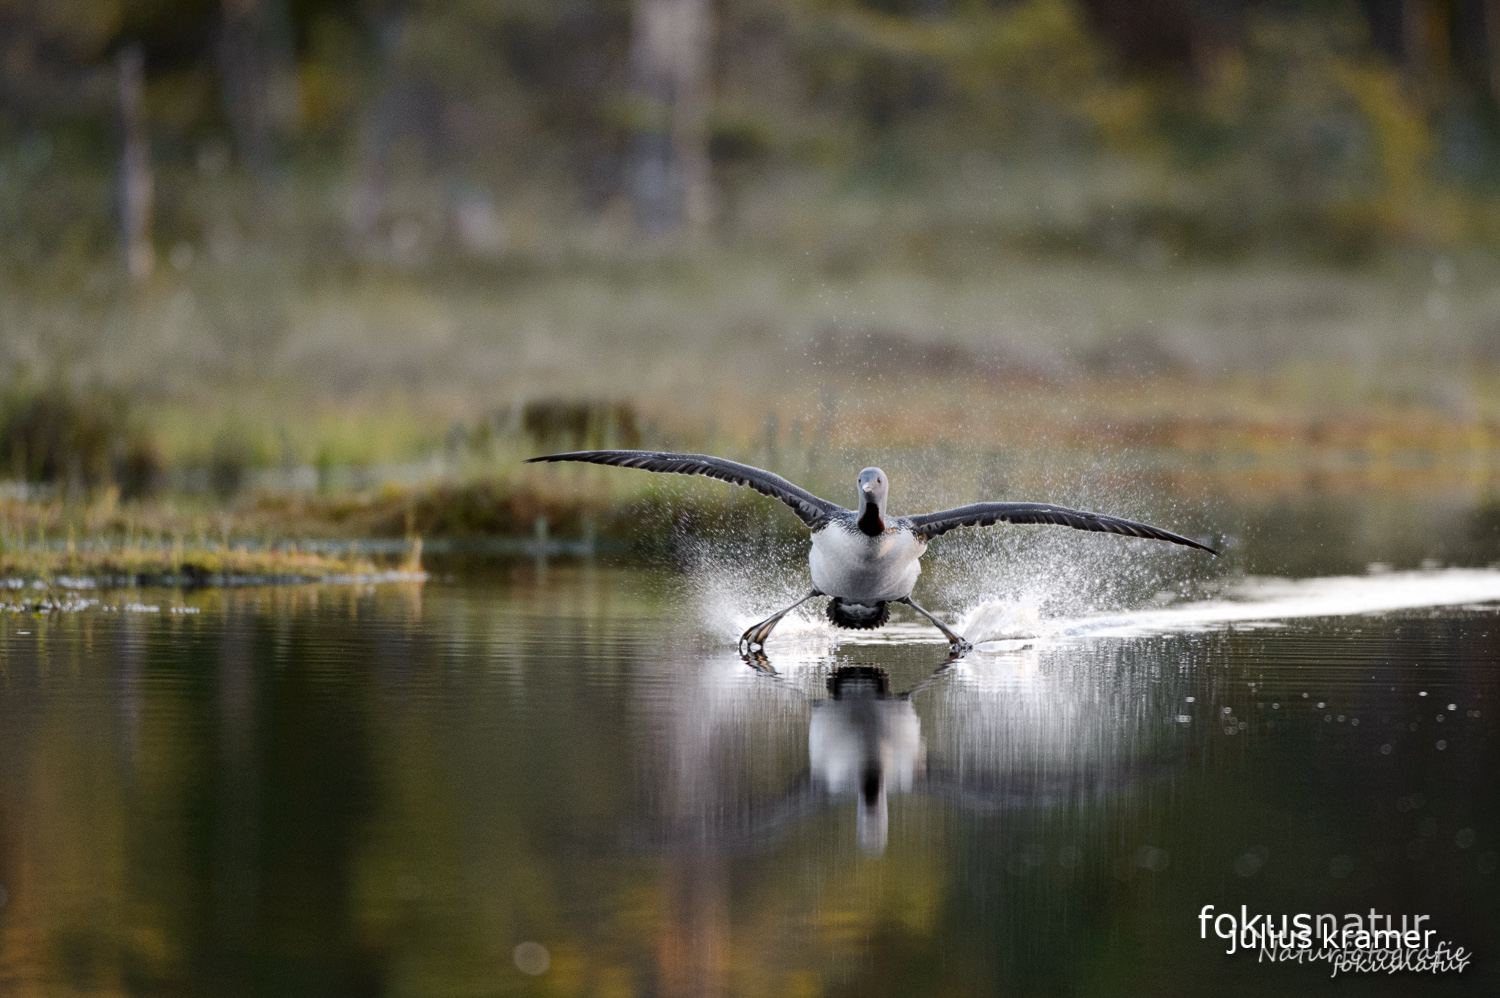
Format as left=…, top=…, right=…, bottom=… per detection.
left=0, top=564, right=1495, bottom=996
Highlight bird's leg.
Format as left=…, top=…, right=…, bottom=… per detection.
left=898, top=597, right=972, bottom=654
left=739, top=590, right=822, bottom=655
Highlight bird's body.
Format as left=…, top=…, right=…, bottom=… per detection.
left=526, top=449, right=1216, bottom=655
left=809, top=517, right=926, bottom=603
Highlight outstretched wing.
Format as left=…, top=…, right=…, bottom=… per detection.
left=526, top=450, right=843, bottom=529
left=906, top=501, right=1216, bottom=553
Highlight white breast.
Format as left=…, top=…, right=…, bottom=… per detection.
left=808, top=523, right=926, bottom=601
left=808, top=699, right=924, bottom=797
left=809, top=696, right=925, bottom=856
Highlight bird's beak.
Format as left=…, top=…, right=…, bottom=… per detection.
left=862, top=483, right=874, bottom=494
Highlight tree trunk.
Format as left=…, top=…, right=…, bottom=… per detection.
left=116, top=44, right=154, bottom=283
left=657, top=856, right=727, bottom=998
left=221, top=0, right=271, bottom=174
left=1402, top=0, right=1448, bottom=73
left=627, top=0, right=713, bottom=236
left=1487, top=0, right=1500, bottom=105
left=220, top=0, right=300, bottom=177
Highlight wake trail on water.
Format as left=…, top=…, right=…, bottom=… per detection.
left=693, top=567, right=1500, bottom=653
left=958, top=568, right=1500, bottom=645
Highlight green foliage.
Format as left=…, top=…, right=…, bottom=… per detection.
left=5, top=0, right=1500, bottom=262
left=0, top=378, right=161, bottom=497
left=1146, top=13, right=1458, bottom=255
left=208, top=429, right=254, bottom=499
left=520, top=398, right=640, bottom=450
left=400, top=478, right=603, bottom=537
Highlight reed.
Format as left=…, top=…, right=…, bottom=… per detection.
left=0, top=532, right=419, bottom=586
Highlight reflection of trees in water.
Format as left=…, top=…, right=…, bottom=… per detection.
left=0, top=586, right=1205, bottom=996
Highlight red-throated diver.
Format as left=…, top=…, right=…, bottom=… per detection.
left=525, top=450, right=1217, bottom=654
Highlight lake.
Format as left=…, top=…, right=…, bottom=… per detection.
left=0, top=539, right=1495, bottom=995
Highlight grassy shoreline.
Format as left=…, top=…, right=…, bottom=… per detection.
left=4, top=428, right=1500, bottom=587
left=0, top=529, right=425, bottom=587
left=12, top=246, right=1500, bottom=469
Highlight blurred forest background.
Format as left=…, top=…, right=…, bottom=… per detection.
left=5, top=0, right=1500, bottom=553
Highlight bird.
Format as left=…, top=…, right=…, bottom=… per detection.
left=525, top=450, right=1217, bottom=654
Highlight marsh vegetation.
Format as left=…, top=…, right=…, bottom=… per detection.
left=7, top=0, right=1500, bottom=578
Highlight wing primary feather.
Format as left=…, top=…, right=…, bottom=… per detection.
left=526, top=449, right=842, bottom=529
left=907, top=501, right=1217, bottom=554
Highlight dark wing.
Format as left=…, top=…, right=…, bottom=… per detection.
left=906, top=501, right=1217, bottom=554
left=919, top=757, right=1186, bottom=812
left=526, top=450, right=843, bottom=529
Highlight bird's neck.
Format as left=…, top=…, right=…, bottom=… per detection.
left=857, top=500, right=885, bottom=537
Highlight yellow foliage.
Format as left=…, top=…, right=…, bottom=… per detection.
left=1331, top=63, right=1432, bottom=196
left=968, top=0, right=1104, bottom=94
left=23, top=0, right=121, bottom=60
left=298, top=60, right=359, bottom=131
left=829, top=0, right=1152, bottom=148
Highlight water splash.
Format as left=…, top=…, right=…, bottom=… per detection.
left=674, top=530, right=836, bottom=648
left=933, top=520, right=1203, bottom=625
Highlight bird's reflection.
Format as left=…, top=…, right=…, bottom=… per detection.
left=645, top=641, right=1186, bottom=860
left=638, top=640, right=1192, bottom=995
left=808, top=666, right=924, bottom=855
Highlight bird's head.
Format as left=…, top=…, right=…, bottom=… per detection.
left=857, top=763, right=888, bottom=856
left=856, top=467, right=888, bottom=513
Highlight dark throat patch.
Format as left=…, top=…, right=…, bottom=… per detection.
left=857, top=502, right=884, bottom=537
